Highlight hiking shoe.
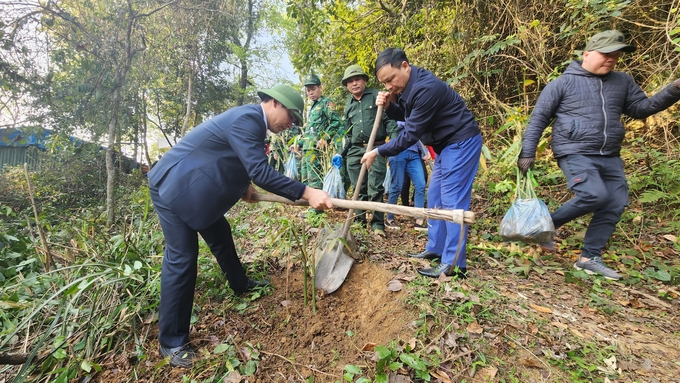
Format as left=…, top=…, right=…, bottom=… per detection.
left=373, top=228, right=386, bottom=237
left=573, top=256, right=622, bottom=280
left=160, top=344, right=197, bottom=368
left=414, top=219, right=427, bottom=231
left=385, top=219, right=400, bottom=230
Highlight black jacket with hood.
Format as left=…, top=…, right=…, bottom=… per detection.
left=520, top=60, right=680, bottom=159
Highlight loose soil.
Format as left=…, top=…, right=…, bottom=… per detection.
left=90, top=207, right=680, bottom=383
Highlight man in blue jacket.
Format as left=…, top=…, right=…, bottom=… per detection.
left=518, top=30, right=680, bottom=280
left=148, top=85, right=333, bottom=367
left=362, top=48, right=483, bottom=279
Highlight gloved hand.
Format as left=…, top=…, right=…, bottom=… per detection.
left=517, top=157, right=535, bottom=175
left=332, top=154, right=342, bottom=169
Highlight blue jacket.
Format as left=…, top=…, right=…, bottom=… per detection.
left=148, top=104, right=306, bottom=230
left=521, top=60, right=680, bottom=159
left=377, top=65, right=480, bottom=156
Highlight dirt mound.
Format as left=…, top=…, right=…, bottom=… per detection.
left=92, top=257, right=415, bottom=383
left=240, top=260, right=414, bottom=381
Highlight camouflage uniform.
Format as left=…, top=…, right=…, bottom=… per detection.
left=299, top=74, right=343, bottom=189
left=341, top=65, right=399, bottom=231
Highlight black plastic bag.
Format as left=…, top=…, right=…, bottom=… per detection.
left=500, top=170, right=555, bottom=244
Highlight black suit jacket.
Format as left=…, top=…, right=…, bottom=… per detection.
left=148, top=104, right=306, bottom=230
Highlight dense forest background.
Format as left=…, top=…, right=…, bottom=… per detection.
left=2, top=1, right=680, bottom=382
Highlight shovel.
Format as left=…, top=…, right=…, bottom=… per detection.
left=250, top=193, right=475, bottom=225
left=299, top=104, right=384, bottom=293
left=251, top=191, right=475, bottom=291
left=285, top=105, right=381, bottom=293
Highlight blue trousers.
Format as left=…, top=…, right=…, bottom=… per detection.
left=387, top=150, right=426, bottom=220
left=149, top=186, right=249, bottom=348
left=425, top=134, right=482, bottom=267
left=553, top=155, right=628, bottom=258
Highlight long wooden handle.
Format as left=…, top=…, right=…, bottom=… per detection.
left=339, top=104, right=385, bottom=238
left=250, top=193, right=475, bottom=225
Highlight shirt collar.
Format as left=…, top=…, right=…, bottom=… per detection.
left=260, top=105, right=269, bottom=132
left=398, top=65, right=418, bottom=102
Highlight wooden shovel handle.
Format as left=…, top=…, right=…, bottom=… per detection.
left=249, top=193, right=475, bottom=225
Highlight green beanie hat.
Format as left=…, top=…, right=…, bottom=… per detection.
left=257, top=85, right=304, bottom=125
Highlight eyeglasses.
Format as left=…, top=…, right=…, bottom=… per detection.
left=285, top=109, right=296, bottom=122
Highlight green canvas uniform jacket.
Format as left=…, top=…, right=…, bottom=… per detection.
left=343, top=88, right=398, bottom=149
left=300, top=96, right=343, bottom=152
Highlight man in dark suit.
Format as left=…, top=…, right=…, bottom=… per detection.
left=148, top=85, right=333, bottom=367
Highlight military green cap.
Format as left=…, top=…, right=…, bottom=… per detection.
left=303, top=74, right=321, bottom=86
left=257, top=85, right=304, bottom=125
left=584, top=30, right=635, bottom=53
left=342, top=64, right=369, bottom=86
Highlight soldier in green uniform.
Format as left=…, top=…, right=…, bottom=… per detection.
left=342, top=65, right=399, bottom=236
left=298, top=74, right=343, bottom=196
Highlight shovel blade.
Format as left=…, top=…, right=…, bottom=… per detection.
left=315, top=244, right=355, bottom=294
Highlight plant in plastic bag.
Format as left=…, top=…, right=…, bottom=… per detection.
left=284, top=154, right=298, bottom=180
left=382, top=165, right=391, bottom=192
left=500, top=169, right=555, bottom=244
left=322, top=155, right=345, bottom=198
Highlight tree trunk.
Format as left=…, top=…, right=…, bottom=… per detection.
left=180, top=63, right=193, bottom=138
left=106, top=84, right=121, bottom=226
left=236, top=0, right=255, bottom=106
left=141, top=89, right=152, bottom=167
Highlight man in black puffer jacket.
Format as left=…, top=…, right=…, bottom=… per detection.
left=518, top=30, right=680, bottom=280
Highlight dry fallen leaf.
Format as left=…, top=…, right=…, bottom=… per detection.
left=529, top=303, right=553, bottom=314
left=387, top=279, right=403, bottom=292
left=443, top=291, right=466, bottom=301
left=280, top=300, right=293, bottom=307
left=527, top=322, right=538, bottom=335
left=604, top=355, right=617, bottom=370
left=569, top=328, right=585, bottom=338
left=521, top=358, right=543, bottom=369
left=663, top=234, right=678, bottom=243
left=430, top=370, right=451, bottom=383
left=478, top=366, right=498, bottom=379
left=550, top=321, right=568, bottom=329
left=223, top=370, right=242, bottom=383
left=361, top=342, right=377, bottom=352
left=239, top=347, right=252, bottom=361
left=466, top=321, right=484, bottom=334
left=408, top=338, right=417, bottom=350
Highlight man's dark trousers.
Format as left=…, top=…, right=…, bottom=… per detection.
left=552, top=155, right=628, bottom=258
left=149, top=185, right=249, bottom=349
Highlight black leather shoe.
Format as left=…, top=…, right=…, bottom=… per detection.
left=160, top=344, right=196, bottom=368
left=407, top=250, right=441, bottom=260
left=235, top=278, right=270, bottom=295
left=417, top=263, right=467, bottom=279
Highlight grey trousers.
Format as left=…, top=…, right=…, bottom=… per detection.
left=552, top=155, right=628, bottom=258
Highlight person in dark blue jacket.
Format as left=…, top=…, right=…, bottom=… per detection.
left=147, top=85, right=332, bottom=367
left=362, top=48, right=483, bottom=279
left=518, top=30, right=680, bottom=280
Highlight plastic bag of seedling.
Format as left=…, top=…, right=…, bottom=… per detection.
left=500, top=169, right=555, bottom=244
left=283, top=153, right=298, bottom=180
left=323, top=155, right=345, bottom=199
left=382, top=164, right=391, bottom=192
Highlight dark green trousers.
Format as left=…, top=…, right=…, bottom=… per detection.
left=346, top=145, right=386, bottom=230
